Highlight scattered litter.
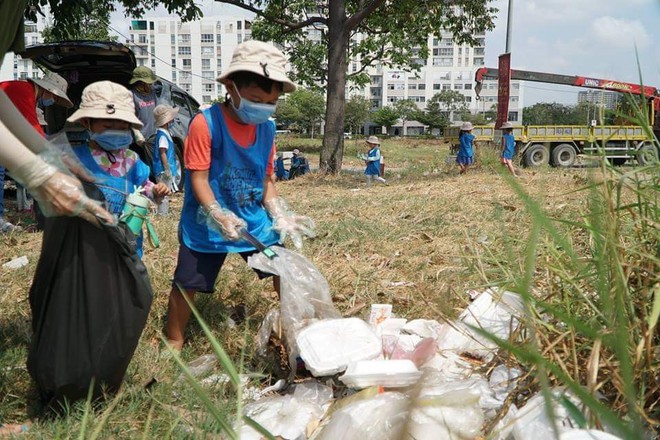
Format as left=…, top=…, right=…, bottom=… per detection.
left=339, top=359, right=422, bottom=389
left=184, top=354, right=217, bottom=378
left=510, top=388, right=584, bottom=440
left=489, top=365, right=523, bottom=403
left=2, top=256, right=28, bottom=270
left=239, top=395, right=324, bottom=440
left=368, top=303, right=392, bottom=326
left=559, top=429, right=623, bottom=440
left=388, top=281, right=415, bottom=287
left=296, top=318, right=382, bottom=376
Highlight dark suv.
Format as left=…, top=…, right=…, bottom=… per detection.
left=20, top=40, right=200, bottom=186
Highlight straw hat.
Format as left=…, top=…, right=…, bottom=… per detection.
left=460, top=122, right=474, bottom=131
left=501, top=121, right=514, bottom=129
left=154, top=104, right=179, bottom=127
left=292, top=148, right=300, bottom=155
left=29, top=72, right=73, bottom=108
left=129, top=66, right=157, bottom=85
left=67, top=81, right=143, bottom=128
left=216, top=40, right=296, bottom=93
left=366, top=135, right=380, bottom=145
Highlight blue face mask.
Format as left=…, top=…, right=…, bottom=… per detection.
left=39, top=96, right=55, bottom=107
left=232, top=85, right=277, bottom=125
left=90, top=129, right=133, bottom=151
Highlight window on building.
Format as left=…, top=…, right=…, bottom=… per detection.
left=216, top=34, right=222, bottom=43
left=182, top=83, right=191, bottom=92
left=178, top=46, right=191, bottom=55
left=510, top=96, right=519, bottom=102
left=238, top=34, right=244, bottom=44
left=20, top=72, right=28, bottom=79
left=475, top=38, right=485, bottom=46
left=203, top=95, right=211, bottom=102
left=138, top=58, right=145, bottom=66
left=202, top=71, right=214, bottom=79
left=171, top=58, right=176, bottom=67
left=182, top=59, right=191, bottom=68
left=151, top=59, right=155, bottom=68
left=408, top=84, right=417, bottom=90
left=237, top=21, right=242, bottom=30
left=31, top=36, right=38, bottom=45
left=508, top=111, right=518, bottom=121
left=352, top=63, right=357, bottom=72
left=454, top=84, right=463, bottom=90
left=474, top=57, right=484, bottom=66
left=442, top=84, right=450, bottom=90
left=149, top=21, right=154, bottom=30
left=32, top=71, right=39, bottom=79
left=465, top=96, right=471, bottom=102
left=202, top=59, right=211, bottom=70
left=179, top=34, right=190, bottom=44
left=172, top=72, right=177, bottom=81
left=432, top=57, right=453, bottom=66
left=432, top=38, right=439, bottom=46
left=433, top=83, right=441, bottom=90
left=171, top=34, right=175, bottom=44
left=203, top=84, right=214, bottom=93
left=464, top=83, right=472, bottom=90
left=245, top=21, right=251, bottom=30
left=474, top=48, right=485, bottom=56
left=201, top=46, right=214, bottom=56
left=217, top=59, right=222, bottom=68
left=227, top=23, right=233, bottom=32
left=25, top=24, right=38, bottom=33
left=442, top=38, right=453, bottom=46
left=138, top=34, right=147, bottom=44
left=418, top=84, right=425, bottom=90
left=201, top=33, right=213, bottom=42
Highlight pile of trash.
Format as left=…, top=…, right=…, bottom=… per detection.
left=181, top=248, right=623, bottom=440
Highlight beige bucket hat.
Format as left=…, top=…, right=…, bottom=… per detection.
left=366, top=135, right=380, bottom=144
left=500, top=121, right=514, bottom=129
left=216, top=40, right=296, bottom=93
left=29, top=72, right=73, bottom=108
left=129, top=66, right=157, bottom=85
left=460, top=122, right=474, bottom=131
left=154, top=104, right=179, bottom=127
left=67, top=81, right=143, bottom=128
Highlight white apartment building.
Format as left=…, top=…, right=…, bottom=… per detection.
left=353, top=33, right=523, bottom=135
left=0, top=13, right=52, bottom=82
left=577, top=90, right=619, bottom=110
left=127, top=16, right=252, bottom=104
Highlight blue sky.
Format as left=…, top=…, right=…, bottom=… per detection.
left=486, top=0, right=660, bottom=104
left=111, top=0, right=660, bottom=107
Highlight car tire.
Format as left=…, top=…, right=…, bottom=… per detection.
left=637, top=143, right=659, bottom=166
left=550, top=143, right=577, bottom=168
left=523, top=144, right=549, bottom=167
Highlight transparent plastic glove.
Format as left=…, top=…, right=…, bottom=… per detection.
left=10, top=157, right=114, bottom=225
left=197, top=201, right=247, bottom=241
left=264, top=197, right=316, bottom=249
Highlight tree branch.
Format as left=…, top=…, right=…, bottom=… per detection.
left=345, top=0, right=386, bottom=31
left=215, top=0, right=326, bottom=29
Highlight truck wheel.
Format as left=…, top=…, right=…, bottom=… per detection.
left=637, top=143, right=659, bottom=165
left=551, top=143, right=577, bottom=167
left=523, top=144, right=549, bottom=167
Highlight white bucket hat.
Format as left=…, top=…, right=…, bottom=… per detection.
left=67, top=81, right=143, bottom=128
left=29, top=72, right=73, bottom=108
left=460, top=122, right=474, bottom=131
left=501, top=121, right=514, bottom=129
left=154, top=104, right=179, bottom=127
left=366, top=135, right=380, bottom=144
left=216, top=40, right=296, bottom=93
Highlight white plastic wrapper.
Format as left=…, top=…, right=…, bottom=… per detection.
left=248, top=247, right=340, bottom=376
left=239, top=395, right=324, bottom=440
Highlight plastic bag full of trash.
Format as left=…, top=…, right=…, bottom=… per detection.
left=249, top=247, right=340, bottom=374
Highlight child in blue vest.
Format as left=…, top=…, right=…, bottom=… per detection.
left=360, top=136, right=387, bottom=186
left=66, top=81, right=170, bottom=257
left=152, top=104, right=180, bottom=215
left=456, top=122, right=475, bottom=174
left=500, top=121, right=518, bottom=176
left=165, top=40, right=316, bottom=351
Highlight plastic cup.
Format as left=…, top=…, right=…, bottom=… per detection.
left=121, top=192, right=150, bottom=235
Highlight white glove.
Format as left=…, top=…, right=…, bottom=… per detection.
left=10, top=156, right=114, bottom=225
left=264, top=197, right=316, bottom=249
left=198, top=201, right=246, bottom=241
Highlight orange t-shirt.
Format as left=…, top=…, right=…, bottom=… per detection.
left=184, top=104, right=275, bottom=175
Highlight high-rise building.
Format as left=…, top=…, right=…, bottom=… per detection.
left=577, top=90, right=619, bottom=110
left=127, top=16, right=252, bottom=104
left=0, top=12, right=52, bottom=82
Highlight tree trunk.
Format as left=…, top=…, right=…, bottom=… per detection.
left=319, top=0, right=348, bottom=174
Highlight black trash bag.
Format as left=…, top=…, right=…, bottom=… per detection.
left=27, top=183, right=153, bottom=406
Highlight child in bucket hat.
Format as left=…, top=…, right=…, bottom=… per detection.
left=152, top=103, right=180, bottom=215
left=165, top=40, right=315, bottom=351
left=360, top=135, right=387, bottom=186
left=500, top=121, right=518, bottom=176
left=67, top=80, right=170, bottom=257
left=456, top=121, right=475, bottom=174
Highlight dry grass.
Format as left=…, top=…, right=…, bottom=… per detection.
left=0, top=138, right=656, bottom=437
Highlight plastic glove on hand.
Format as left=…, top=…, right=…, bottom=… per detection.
left=264, top=197, right=316, bottom=249
left=11, top=157, right=114, bottom=225
left=200, top=202, right=247, bottom=241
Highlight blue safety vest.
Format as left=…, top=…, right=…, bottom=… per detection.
left=179, top=105, right=280, bottom=253
left=152, top=128, right=178, bottom=178
left=365, top=147, right=381, bottom=176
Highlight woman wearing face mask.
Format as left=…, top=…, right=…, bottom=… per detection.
left=165, top=40, right=316, bottom=352
left=67, top=81, right=170, bottom=257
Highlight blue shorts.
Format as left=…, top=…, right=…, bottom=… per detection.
left=172, top=240, right=277, bottom=293
left=456, top=155, right=474, bottom=166
left=502, top=150, right=514, bottom=160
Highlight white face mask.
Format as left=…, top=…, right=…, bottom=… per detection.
left=231, top=84, right=277, bottom=125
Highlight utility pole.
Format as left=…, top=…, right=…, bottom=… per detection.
left=505, top=0, right=514, bottom=53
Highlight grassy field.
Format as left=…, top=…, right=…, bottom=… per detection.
left=0, top=137, right=657, bottom=438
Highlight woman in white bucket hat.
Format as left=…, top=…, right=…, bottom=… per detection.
left=165, top=40, right=315, bottom=352
left=67, top=81, right=171, bottom=257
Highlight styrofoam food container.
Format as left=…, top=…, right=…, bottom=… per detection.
left=296, top=318, right=382, bottom=377
left=559, top=430, right=623, bottom=440
left=339, top=359, right=423, bottom=388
